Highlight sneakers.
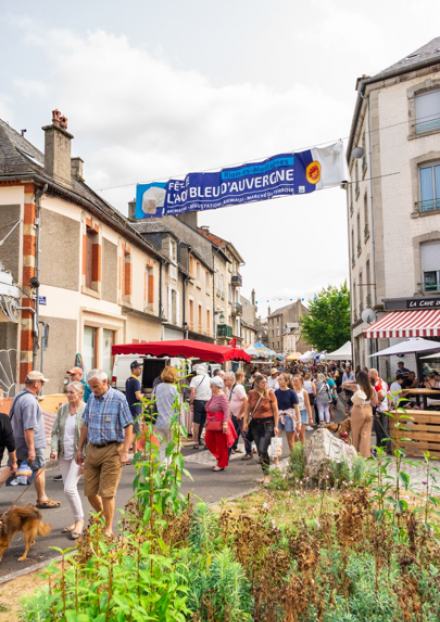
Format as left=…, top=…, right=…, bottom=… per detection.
left=53, top=474, right=63, bottom=481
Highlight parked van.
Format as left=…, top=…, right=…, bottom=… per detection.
left=112, top=355, right=188, bottom=394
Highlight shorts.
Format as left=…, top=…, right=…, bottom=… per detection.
left=193, top=400, right=208, bottom=425
left=131, top=413, right=142, bottom=435
left=278, top=415, right=296, bottom=433
left=307, top=393, right=315, bottom=406
left=12, top=447, right=46, bottom=472
left=84, top=442, right=123, bottom=498
left=300, top=410, right=309, bottom=425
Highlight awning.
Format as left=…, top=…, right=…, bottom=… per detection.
left=111, top=339, right=251, bottom=364
left=364, top=310, right=440, bottom=339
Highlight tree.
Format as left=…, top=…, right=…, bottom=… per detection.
left=300, top=282, right=351, bottom=353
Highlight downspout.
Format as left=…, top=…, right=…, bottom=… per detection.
left=361, top=92, right=379, bottom=366
left=32, top=184, right=47, bottom=370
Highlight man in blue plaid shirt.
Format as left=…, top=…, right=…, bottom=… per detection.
left=76, top=369, right=133, bottom=538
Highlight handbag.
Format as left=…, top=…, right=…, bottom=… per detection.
left=206, top=418, right=223, bottom=432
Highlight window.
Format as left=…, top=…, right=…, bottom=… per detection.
left=83, top=326, right=96, bottom=372
left=422, top=241, right=440, bottom=292
left=205, top=270, right=210, bottom=291
left=415, top=90, right=440, bottom=134
left=355, top=162, right=359, bottom=197
left=356, top=214, right=361, bottom=256
left=359, top=273, right=363, bottom=313
left=352, top=282, right=357, bottom=320
left=361, top=133, right=367, bottom=172
left=148, top=272, right=154, bottom=304
left=366, top=260, right=371, bottom=307
left=84, top=226, right=100, bottom=291
left=170, top=240, right=177, bottom=263
left=419, top=163, right=440, bottom=212
left=351, top=229, right=355, bottom=265
left=189, top=255, right=194, bottom=276
left=102, top=330, right=114, bottom=380
left=196, top=261, right=201, bottom=280
left=206, top=309, right=211, bottom=336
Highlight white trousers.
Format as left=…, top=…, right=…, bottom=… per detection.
left=59, top=456, right=84, bottom=522
left=155, top=428, right=173, bottom=465
left=316, top=401, right=331, bottom=424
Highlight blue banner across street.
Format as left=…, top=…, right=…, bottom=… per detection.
left=135, top=142, right=345, bottom=219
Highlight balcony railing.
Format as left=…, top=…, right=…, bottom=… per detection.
left=362, top=156, right=367, bottom=172
left=417, top=281, right=440, bottom=293
left=364, top=224, right=370, bottom=241
left=216, top=288, right=225, bottom=300
left=415, top=198, right=440, bottom=214
left=231, top=302, right=242, bottom=316
left=231, top=272, right=242, bottom=287
left=217, top=324, right=233, bottom=338
left=357, top=242, right=362, bottom=257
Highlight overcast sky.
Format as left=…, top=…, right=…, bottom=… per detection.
left=1, top=0, right=439, bottom=318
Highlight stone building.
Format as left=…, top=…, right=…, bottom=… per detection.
left=240, top=289, right=259, bottom=347
left=266, top=300, right=310, bottom=354
left=347, top=37, right=440, bottom=374
left=0, top=111, right=168, bottom=393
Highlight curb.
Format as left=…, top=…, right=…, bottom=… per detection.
left=0, top=554, right=63, bottom=585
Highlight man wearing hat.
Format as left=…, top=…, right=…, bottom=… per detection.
left=66, top=366, right=91, bottom=403
left=10, top=371, right=60, bottom=508
left=267, top=369, right=280, bottom=391
left=125, top=361, right=143, bottom=455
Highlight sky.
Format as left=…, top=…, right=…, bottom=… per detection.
left=1, top=0, right=439, bottom=318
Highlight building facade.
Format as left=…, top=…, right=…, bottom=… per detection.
left=266, top=300, right=310, bottom=354
left=347, top=37, right=440, bottom=375
left=240, top=289, right=259, bottom=347
left=0, top=111, right=168, bottom=393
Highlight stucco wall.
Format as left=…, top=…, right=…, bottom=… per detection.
left=0, top=204, right=21, bottom=282
left=102, top=238, right=118, bottom=303
left=39, top=316, right=77, bottom=392
left=40, top=208, right=80, bottom=291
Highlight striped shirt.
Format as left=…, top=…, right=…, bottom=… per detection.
left=206, top=393, right=230, bottom=423
left=82, top=387, right=133, bottom=444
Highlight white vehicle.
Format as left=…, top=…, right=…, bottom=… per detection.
left=112, top=354, right=188, bottom=394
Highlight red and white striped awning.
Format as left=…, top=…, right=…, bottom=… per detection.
left=364, top=310, right=440, bottom=339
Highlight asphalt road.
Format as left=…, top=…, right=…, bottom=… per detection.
left=0, top=407, right=346, bottom=579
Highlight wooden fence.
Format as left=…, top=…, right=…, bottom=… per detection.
left=391, top=410, right=440, bottom=459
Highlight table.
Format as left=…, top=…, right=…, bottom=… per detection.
left=401, top=388, right=440, bottom=410
left=390, top=409, right=440, bottom=458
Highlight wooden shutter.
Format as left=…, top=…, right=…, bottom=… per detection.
left=148, top=274, right=154, bottom=303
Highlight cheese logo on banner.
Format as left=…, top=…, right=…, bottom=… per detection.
left=135, top=142, right=345, bottom=219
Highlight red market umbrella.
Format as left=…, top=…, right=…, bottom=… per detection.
left=111, top=339, right=251, bottom=364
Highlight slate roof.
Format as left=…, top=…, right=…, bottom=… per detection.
left=373, top=36, right=440, bottom=80
left=0, top=118, right=166, bottom=261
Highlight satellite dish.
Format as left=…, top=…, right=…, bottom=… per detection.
left=351, top=146, right=365, bottom=159
left=361, top=308, right=376, bottom=325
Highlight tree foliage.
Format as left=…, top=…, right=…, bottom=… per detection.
left=300, top=282, right=351, bottom=352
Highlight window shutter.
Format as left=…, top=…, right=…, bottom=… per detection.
left=148, top=274, right=154, bottom=303
left=176, top=291, right=181, bottom=326
left=168, top=286, right=172, bottom=322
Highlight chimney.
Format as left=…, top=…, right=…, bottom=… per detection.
left=71, top=157, right=84, bottom=182
left=128, top=199, right=136, bottom=221
left=251, top=288, right=255, bottom=305
left=42, top=109, right=74, bottom=186
left=268, top=305, right=271, bottom=316
left=177, top=212, right=198, bottom=230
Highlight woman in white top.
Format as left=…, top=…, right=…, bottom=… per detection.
left=292, top=375, right=313, bottom=444
left=50, top=382, right=86, bottom=539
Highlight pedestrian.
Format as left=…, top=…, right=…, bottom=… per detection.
left=125, top=360, right=143, bottom=456
left=315, top=373, right=332, bottom=425
left=267, top=368, right=280, bottom=391
left=327, top=372, right=338, bottom=422
left=204, top=376, right=236, bottom=472
left=189, top=365, right=211, bottom=450
left=389, top=374, right=405, bottom=408
left=368, top=368, right=390, bottom=451
left=275, top=373, right=300, bottom=452
left=10, top=371, right=60, bottom=508
left=243, top=375, right=279, bottom=485
left=153, top=366, right=179, bottom=465
left=303, top=373, right=316, bottom=412
left=342, top=371, right=377, bottom=458
left=291, top=375, right=314, bottom=445
left=50, top=381, right=86, bottom=539
left=225, top=372, right=251, bottom=458
left=213, top=369, right=226, bottom=379
left=75, top=369, right=133, bottom=539
left=396, top=361, right=410, bottom=377
left=0, top=388, right=18, bottom=488
left=66, top=367, right=91, bottom=402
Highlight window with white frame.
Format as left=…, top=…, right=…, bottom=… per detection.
left=421, top=241, right=440, bottom=292
left=419, top=163, right=440, bottom=212
left=415, top=90, right=440, bottom=134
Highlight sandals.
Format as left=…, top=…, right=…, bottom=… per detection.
left=62, top=526, right=74, bottom=533
left=212, top=466, right=224, bottom=472
left=71, top=531, right=83, bottom=540
left=36, top=498, right=61, bottom=509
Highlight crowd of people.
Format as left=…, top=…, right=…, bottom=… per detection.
left=0, top=357, right=439, bottom=542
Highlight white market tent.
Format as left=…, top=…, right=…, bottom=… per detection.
left=326, top=341, right=353, bottom=361
left=368, top=337, right=440, bottom=358
left=299, top=350, right=317, bottom=362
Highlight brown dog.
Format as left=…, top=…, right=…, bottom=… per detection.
left=325, top=417, right=352, bottom=436
left=0, top=505, right=52, bottom=562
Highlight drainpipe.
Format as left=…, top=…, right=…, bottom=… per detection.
left=361, top=92, right=379, bottom=365
left=32, top=184, right=48, bottom=370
